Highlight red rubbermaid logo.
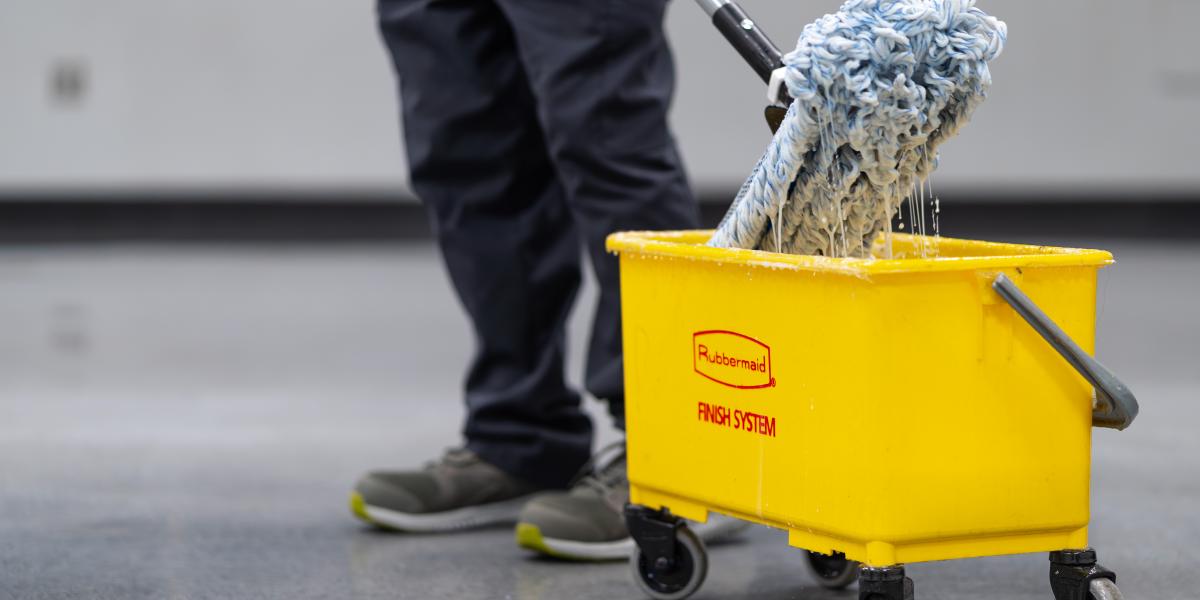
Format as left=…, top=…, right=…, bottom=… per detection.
left=693, top=330, right=774, bottom=389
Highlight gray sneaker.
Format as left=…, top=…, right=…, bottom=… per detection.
left=352, top=448, right=542, bottom=532
left=515, top=443, right=749, bottom=561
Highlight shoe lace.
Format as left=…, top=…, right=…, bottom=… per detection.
left=570, top=441, right=627, bottom=495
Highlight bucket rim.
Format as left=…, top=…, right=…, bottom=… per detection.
left=606, top=230, right=1114, bottom=276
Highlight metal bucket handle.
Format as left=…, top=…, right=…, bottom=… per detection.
left=993, top=274, right=1139, bottom=431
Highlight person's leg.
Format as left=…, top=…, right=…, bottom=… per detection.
left=496, top=0, right=701, bottom=429
left=496, top=0, right=718, bottom=560
left=377, top=0, right=591, bottom=489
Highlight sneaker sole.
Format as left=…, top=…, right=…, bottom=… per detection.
left=515, top=514, right=751, bottom=562
left=516, top=523, right=635, bottom=560
left=350, top=491, right=533, bottom=533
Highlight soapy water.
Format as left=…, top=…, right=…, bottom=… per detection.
left=708, top=0, right=1005, bottom=259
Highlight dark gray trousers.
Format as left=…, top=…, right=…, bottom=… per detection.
left=377, top=0, right=699, bottom=487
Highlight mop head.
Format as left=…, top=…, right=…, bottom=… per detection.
left=708, top=0, right=1006, bottom=257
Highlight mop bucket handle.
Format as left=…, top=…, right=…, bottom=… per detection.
left=993, top=274, right=1139, bottom=431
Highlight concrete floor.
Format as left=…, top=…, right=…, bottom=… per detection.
left=0, top=237, right=1197, bottom=599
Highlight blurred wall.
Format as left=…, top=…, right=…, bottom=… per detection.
left=2, top=0, right=1198, bottom=198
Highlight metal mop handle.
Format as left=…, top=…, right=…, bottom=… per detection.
left=695, top=0, right=793, bottom=108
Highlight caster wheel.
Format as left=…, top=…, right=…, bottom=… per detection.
left=631, top=525, right=708, bottom=600
left=1049, top=549, right=1120, bottom=600
left=1089, top=579, right=1124, bottom=600
left=804, top=550, right=860, bottom=590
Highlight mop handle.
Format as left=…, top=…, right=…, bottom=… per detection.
left=695, top=0, right=790, bottom=104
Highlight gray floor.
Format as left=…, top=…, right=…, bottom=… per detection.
left=1, top=237, right=1197, bottom=600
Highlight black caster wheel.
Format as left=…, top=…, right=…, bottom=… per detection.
left=804, top=550, right=860, bottom=590
left=630, top=525, right=708, bottom=600
left=1050, top=549, right=1120, bottom=600
left=859, top=565, right=914, bottom=600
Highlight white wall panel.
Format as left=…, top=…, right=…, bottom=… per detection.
left=1, top=1, right=1197, bottom=197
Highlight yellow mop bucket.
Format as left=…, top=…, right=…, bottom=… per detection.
left=609, top=231, right=1138, bottom=600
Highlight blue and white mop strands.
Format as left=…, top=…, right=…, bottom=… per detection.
left=708, top=0, right=1006, bottom=258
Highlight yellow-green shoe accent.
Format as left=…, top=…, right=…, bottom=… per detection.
left=350, top=491, right=373, bottom=523
left=515, top=523, right=562, bottom=558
